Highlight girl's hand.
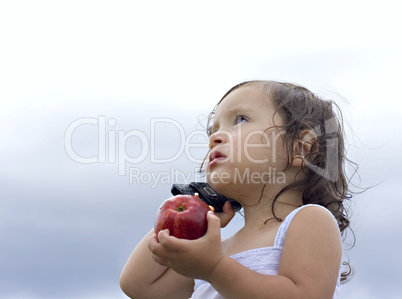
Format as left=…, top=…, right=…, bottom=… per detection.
left=215, top=201, right=236, bottom=228
left=147, top=211, right=225, bottom=281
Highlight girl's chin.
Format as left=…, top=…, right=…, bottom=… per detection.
left=205, top=174, right=236, bottom=195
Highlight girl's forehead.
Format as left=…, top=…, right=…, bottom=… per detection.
left=215, top=85, right=273, bottom=115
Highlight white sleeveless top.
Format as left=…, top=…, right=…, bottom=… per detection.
left=190, top=204, right=341, bottom=299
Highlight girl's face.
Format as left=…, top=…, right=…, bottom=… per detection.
left=206, top=85, right=289, bottom=199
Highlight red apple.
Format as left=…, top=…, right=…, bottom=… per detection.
left=154, top=194, right=211, bottom=240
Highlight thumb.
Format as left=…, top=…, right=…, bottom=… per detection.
left=206, top=211, right=221, bottom=237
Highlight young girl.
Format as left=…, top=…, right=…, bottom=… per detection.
left=120, top=80, right=353, bottom=299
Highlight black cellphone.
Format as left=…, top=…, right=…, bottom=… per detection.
left=171, top=182, right=242, bottom=213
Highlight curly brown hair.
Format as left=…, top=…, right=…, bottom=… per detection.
left=204, top=80, right=355, bottom=282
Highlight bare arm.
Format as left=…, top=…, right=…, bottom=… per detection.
left=120, top=201, right=235, bottom=299
left=150, top=206, right=342, bottom=299
left=208, top=206, right=342, bottom=299
left=119, top=229, right=194, bottom=299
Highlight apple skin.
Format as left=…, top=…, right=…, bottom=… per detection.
left=154, top=194, right=211, bottom=240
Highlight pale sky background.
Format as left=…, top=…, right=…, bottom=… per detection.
left=1, top=1, right=401, bottom=298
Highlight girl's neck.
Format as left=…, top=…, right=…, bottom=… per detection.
left=241, top=188, right=303, bottom=229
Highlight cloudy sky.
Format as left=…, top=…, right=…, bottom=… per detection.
left=1, top=1, right=401, bottom=298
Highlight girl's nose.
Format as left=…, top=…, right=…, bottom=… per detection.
left=209, top=131, right=226, bottom=148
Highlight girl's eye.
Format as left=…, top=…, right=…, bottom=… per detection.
left=235, top=115, right=248, bottom=124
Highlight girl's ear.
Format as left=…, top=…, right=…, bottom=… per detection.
left=291, top=130, right=318, bottom=167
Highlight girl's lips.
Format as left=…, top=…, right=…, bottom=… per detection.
left=209, top=157, right=226, bottom=167
left=209, top=150, right=227, bottom=167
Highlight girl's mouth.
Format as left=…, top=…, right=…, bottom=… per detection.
left=209, top=149, right=227, bottom=167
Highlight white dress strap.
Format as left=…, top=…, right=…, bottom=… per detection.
left=274, top=204, right=338, bottom=248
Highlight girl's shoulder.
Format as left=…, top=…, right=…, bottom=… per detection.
left=282, top=204, right=341, bottom=246
left=275, top=204, right=340, bottom=248
left=285, top=204, right=337, bottom=224
left=290, top=204, right=339, bottom=228
left=278, top=204, right=342, bottom=297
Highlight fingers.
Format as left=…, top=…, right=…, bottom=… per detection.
left=147, top=233, right=160, bottom=255
left=148, top=232, right=173, bottom=266
left=157, top=229, right=170, bottom=243
left=150, top=252, right=169, bottom=267
left=149, top=229, right=187, bottom=253
left=223, top=201, right=235, bottom=215
left=148, top=230, right=194, bottom=268
left=219, top=201, right=236, bottom=228
left=206, top=211, right=222, bottom=237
